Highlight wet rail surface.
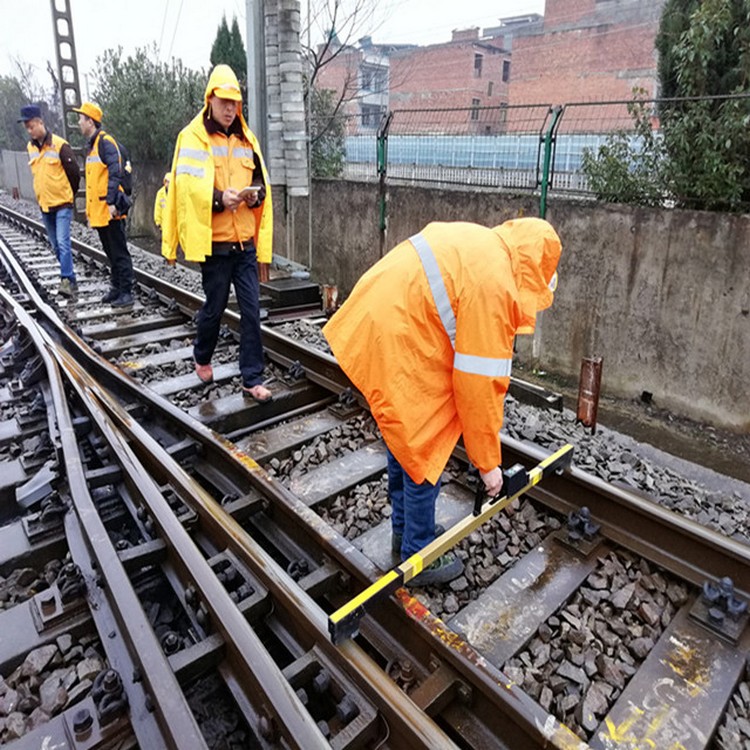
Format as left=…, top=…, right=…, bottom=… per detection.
left=0, top=204, right=749, bottom=750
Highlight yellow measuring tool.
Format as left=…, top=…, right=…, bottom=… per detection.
left=328, top=443, right=574, bottom=644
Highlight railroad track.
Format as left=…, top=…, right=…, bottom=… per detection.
left=0, top=204, right=748, bottom=750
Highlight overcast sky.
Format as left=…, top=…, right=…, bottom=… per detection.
left=1, top=0, right=545, bottom=94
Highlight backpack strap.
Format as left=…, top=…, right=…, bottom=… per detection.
left=97, top=130, right=123, bottom=168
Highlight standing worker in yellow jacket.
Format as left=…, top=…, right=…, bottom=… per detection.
left=19, top=104, right=80, bottom=297
left=162, top=64, right=273, bottom=402
left=323, top=219, right=563, bottom=585
left=74, top=101, right=135, bottom=308
left=153, top=173, right=170, bottom=229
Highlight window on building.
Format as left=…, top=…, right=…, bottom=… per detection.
left=502, top=60, right=511, bottom=82
left=474, top=53, right=483, bottom=78
left=361, top=104, right=385, bottom=128
left=360, top=64, right=388, bottom=93
left=470, top=98, right=481, bottom=121
left=487, top=81, right=493, bottom=96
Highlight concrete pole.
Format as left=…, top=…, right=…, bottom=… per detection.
left=246, top=0, right=268, bottom=147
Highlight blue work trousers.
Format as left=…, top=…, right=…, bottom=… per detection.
left=194, top=246, right=265, bottom=387
left=387, top=448, right=441, bottom=559
left=41, top=207, right=75, bottom=281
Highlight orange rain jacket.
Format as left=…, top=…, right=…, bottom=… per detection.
left=323, top=219, right=562, bottom=485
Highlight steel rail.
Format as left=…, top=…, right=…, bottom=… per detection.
left=4, top=205, right=750, bottom=746
left=0, top=226, right=459, bottom=746
left=492, top=439, right=750, bottom=599
left=0, top=236, right=331, bottom=748
left=0, top=205, right=582, bottom=749
left=52, top=345, right=333, bottom=748
left=80, top=364, right=462, bottom=748
left=0, top=285, right=205, bottom=749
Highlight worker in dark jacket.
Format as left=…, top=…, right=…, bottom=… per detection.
left=74, top=101, right=134, bottom=307
left=20, top=104, right=80, bottom=297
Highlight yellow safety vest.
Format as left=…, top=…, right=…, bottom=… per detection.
left=27, top=133, right=74, bottom=212
left=84, top=130, right=124, bottom=227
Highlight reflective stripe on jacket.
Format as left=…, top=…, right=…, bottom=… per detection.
left=323, top=220, right=562, bottom=485
left=27, top=133, right=73, bottom=211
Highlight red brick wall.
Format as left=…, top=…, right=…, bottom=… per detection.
left=315, top=48, right=362, bottom=119
left=508, top=0, right=664, bottom=130
left=389, top=42, right=509, bottom=133
left=544, top=0, right=596, bottom=26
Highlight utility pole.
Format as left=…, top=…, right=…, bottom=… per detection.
left=246, top=0, right=268, bottom=147
left=49, top=0, right=85, bottom=220
left=49, top=0, right=83, bottom=142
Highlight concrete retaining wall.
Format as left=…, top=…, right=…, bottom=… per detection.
left=3, top=155, right=747, bottom=432
left=0, top=150, right=34, bottom=201
left=278, top=181, right=750, bottom=432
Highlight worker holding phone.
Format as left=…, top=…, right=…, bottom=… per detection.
left=162, top=64, right=274, bottom=402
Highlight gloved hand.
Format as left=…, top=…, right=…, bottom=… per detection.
left=480, top=467, right=504, bottom=497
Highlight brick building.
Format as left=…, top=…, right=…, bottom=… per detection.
left=315, top=37, right=401, bottom=133
left=314, top=1, right=665, bottom=137
left=507, top=0, right=666, bottom=111
left=388, top=28, right=512, bottom=134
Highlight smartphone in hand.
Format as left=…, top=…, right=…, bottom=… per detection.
left=238, top=186, right=261, bottom=201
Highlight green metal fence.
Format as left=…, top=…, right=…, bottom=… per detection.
left=327, top=92, right=750, bottom=222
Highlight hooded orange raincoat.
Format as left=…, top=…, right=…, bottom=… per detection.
left=323, top=219, right=562, bottom=485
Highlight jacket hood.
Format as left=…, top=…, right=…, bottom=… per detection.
left=493, top=217, right=562, bottom=334
left=204, top=64, right=242, bottom=105
left=200, top=64, right=252, bottom=142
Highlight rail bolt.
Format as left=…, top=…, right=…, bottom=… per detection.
left=101, top=669, right=121, bottom=694
left=161, top=632, right=181, bottom=655
left=196, top=604, right=210, bottom=629
left=184, top=585, right=197, bottom=606
left=336, top=695, right=359, bottom=724
left=258, top=714, right=275, bottom=741
left=457, top=683, right=473, bottom=705
left=73, top=708, right=94, bottom=736
left=312, top=670, right=331, bottom=694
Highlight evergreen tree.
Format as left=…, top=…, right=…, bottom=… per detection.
left=210, top=16, right=233, bottom=69
left=310, top=87, right=346, bottom=178
left=657, top=0, right=750, bottom=99
left=584, top=0, right=750, bottom=211
left=210, top=15, right=248, bottom=114
left=654, top=0, right=700, bottom=100
left=0, top=75, right=28, bottom=150
left=229, top=17, right=248, bottom=81
left=93, top=45, right=205, bottom=166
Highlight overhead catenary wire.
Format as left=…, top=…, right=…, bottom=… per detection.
left=157, top=0, right=171, bottom=59
left=167, top=0, right=186, bottom=61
